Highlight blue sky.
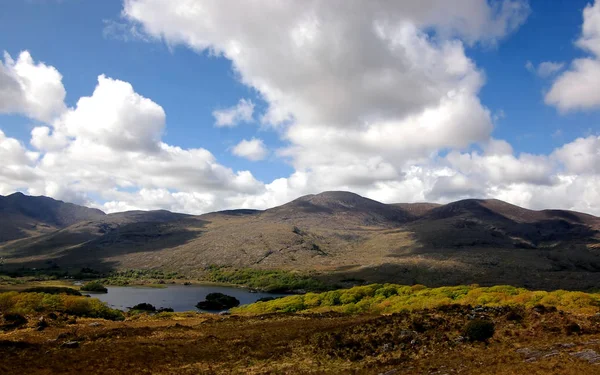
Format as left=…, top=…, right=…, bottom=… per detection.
left=1, top=0, right=599, bottom=215
left=0, top=0, right=291, bottom=182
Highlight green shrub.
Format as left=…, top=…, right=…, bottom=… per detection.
left=21, top=287, right=81, bottom=296
left=130, top=303, right=156, bottom=312
left=234, top=283, right=600, bottom=315
left=81, top=281, right=108, bottom=293
left=462, top=319, right=495, bottom=342
left=0, top=291, right=123, bottom=320
left=206, top=266, right=327, bottom=292
left=196, top=293, right=240, bottom=310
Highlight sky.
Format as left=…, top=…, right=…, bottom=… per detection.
left=0, top=0, right=600, bottom=215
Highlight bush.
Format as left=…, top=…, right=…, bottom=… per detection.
left=196, top=293, right=240, bottom=310
left=21, top=287, right=81, bottom=296
left=234, top=283, right=600, bottom=315
left=81, top=281, right=108, bottom=293
left=206, top=266, right=328, bottom=292
left=462, top=319, right=495, bottom=342
left=130, top=303, right=156, bottom=312
left=0, top=291, right=124, bottom=321
left=2, top=312, right=28, bottom=327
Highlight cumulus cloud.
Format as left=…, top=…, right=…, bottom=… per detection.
left=231, top=138, right=268, bottom=161
left=0, top=129, right=39, bottom=195
left=5, top=2, right=600, bottom=217
left=0, top=52, right=265, bottom=213
left=212, top=98, right=254, bottom=127
left=0, top=51, right=66, bottom=122
left=546, top=1, right=600, bottom=111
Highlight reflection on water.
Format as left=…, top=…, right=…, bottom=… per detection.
left=87, top=284, right=286, bottom=312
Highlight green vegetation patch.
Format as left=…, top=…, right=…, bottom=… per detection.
left=81, top=281, right=108, bottom=293
left=0, top=291, right=124, bottom=320
left=207, top=266, right=328, bottom=293
left=233, top=283, right=600, bottom=314
left=100, top=269, right=183, bottom=286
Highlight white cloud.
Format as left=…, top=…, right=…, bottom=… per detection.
left=0, top=51, right=66, bottom=122
left=552, top=135, right=600, bottom=175
left=546, top=1, right=600, bottom=111
left=0, top=129, right=39, bottom=195
left=59, top=75, right=165, bottom=153
left=526, top=60, right=565, bottom=77
left=231, top=138, right=268, bottom=161
left=212, top=98, right=254, bottom=127
left=0, top=53, right=266, bottom=214
left=5, top=3, right=600, bottom=217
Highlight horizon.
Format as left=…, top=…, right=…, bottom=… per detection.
left=1, top=1, right=600, bottom=216
left=3, top=189, right=595, bottom=217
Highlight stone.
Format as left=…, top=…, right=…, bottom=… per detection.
left=570, top=349, right=600, bottom=364
left=61, top=341, right=79, bottom=349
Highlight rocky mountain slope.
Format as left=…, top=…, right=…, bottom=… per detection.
left=1, top=191, right=599, bottom=290
left=0, top=192, right=105, bottom=243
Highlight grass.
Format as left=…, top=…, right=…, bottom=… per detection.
left=206, top=266, right=329, bottom=292
left=233, top=283, right=600, bottom=314
left=0, top=291, right=124, bottom=320
left=2, top=303, right=600, bottom=374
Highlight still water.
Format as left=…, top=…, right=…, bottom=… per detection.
left=87, top=284, right=286, bottom=312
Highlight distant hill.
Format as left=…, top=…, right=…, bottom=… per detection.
left=1, top=191, right=600, bottom=290
left=0, top=192, right=105, bottom=243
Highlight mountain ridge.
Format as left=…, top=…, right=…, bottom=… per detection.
left=1, top=191, right=599, bottom=291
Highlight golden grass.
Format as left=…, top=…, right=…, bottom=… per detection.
left=2, top=304, right=600, bottom=374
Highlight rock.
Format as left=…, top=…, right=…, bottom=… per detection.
left=516, top=347, right=543, bottom=362
left=570, top=349, right=600, bottom=364
left=557, top=343, right=575, bottom=348
left=88, top=322, right=103, bottom=327
left=381, top=343, right=393, bottom=352
left=543, top=350, right=560, bottom=358
left=379, top=370, right=398, bottom=375
left=61, top=341, right=79, bottom=349
left=218, top=311, right=231, bottom=316
left=36, top=317, right=49, bottom=331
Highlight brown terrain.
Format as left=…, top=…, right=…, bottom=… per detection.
left=2, top=305, right=600, bottom=374
left=1, top=191, right=600, bottom=290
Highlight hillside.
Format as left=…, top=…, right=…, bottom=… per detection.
left=1, top=191, right=600, bottom=290
left=0, top=192, right=106, bottom=243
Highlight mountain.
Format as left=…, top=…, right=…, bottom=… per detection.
left=1, top=191, right=600, bottom=290
left=0, top=192, right=105, bottom=243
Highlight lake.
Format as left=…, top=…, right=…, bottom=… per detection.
left=87, top=284, right=286, bottom=312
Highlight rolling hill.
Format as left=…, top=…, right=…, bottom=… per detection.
left=1, top=191, right=599, bottom=290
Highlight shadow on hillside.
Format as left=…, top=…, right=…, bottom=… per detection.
left=323, top=261, right=600, bottom=292
left=407, top=201, right=599, bottom=250
left=1, top=218, right=208, bottom=272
